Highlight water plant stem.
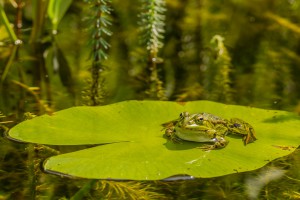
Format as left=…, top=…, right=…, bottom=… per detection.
left=0, top=4, right=19, bottom=42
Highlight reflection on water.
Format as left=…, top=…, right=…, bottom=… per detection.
left=245, top=167, right=286, bottom=200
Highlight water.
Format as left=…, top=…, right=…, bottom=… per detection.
left=1, top=0, right=300, bottom=199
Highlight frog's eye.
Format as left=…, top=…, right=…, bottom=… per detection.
left=179, top=112, right=189, bottom=118
left=195, top=116, right=203, bottom=122
left=230, top=123, right=241, bottom=128
left=233, top=123, right=241, bottom=128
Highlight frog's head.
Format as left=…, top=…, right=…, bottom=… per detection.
left=177, top=112, right=190, bottom=126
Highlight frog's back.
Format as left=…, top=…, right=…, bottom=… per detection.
left=201, top=113, right=223, bottom=120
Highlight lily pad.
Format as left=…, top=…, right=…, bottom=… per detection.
left=7, top=101, right=300, bottom=180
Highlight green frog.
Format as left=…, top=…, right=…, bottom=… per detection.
left=162, top=112, right=256, bottom=150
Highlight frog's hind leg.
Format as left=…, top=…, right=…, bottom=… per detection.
left=242, top=126, right=257, bottom=145
left=228, top=118, right=257, bottom=145
left=198, top=136, right=229, bottom=151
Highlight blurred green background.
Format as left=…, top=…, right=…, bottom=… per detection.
left=1, top=0, right=300, bottom=114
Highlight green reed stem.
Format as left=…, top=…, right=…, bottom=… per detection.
left=0, top=5, right=19, bottom=42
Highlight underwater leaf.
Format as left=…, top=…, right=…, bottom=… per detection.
left=48, top=0, right=73, bottom=30
left=45, top=45, right=75, bottom=97
left=54, top=45, right=75, bottom=95
left=7, top=101, right=300, bottom=180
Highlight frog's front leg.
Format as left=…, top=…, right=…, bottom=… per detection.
left=198, top=136, right=229, bottom=151
left=164, top=127, right=183, bottom=143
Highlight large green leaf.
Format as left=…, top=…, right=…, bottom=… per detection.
left=7, top=101, right=300, bottom=180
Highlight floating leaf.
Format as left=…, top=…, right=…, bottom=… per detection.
left=7, top=101, right=300, bottom=180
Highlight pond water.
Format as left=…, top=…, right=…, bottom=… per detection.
left=1, top=0, right=300, bottom=199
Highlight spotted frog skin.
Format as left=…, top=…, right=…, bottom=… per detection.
left=162, top=112, right=256, bottom=150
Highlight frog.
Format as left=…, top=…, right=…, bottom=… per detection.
left=192, top=113, right=257, bottom=145
left=162, top=112, right=256, bottom=150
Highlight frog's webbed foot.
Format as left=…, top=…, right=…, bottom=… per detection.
left=198, top=137, right=229, bottom=151
left=228, top=118, right=257, bottom=145
left=163, top=128, right=182, bottom=143
left=242, top=129, right=256, bottom=145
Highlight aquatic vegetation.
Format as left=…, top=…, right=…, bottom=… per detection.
left=1, top=0, right=300, bottom=199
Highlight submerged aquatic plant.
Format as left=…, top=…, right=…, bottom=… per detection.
left=95, top=180, right=167, bottom=199
left=83, top=0, right=113, bottom=105
left=252, top=42, right=295, bottom=109
left=138, top=0, right=166, bottom=100
left=204, top=35, right=233, bottom=103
